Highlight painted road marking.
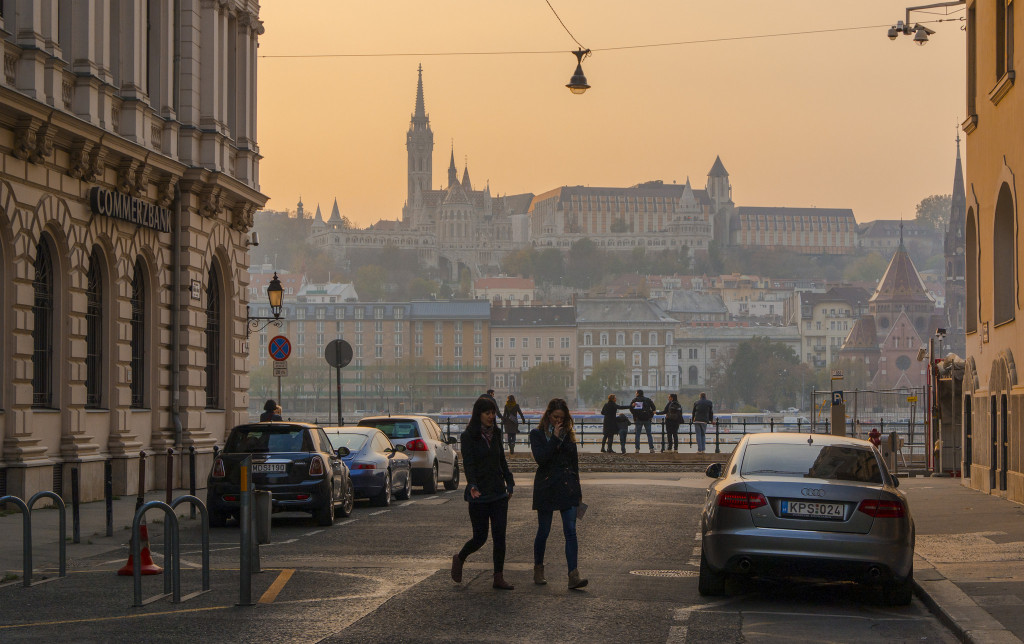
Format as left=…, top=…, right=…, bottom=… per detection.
left=303, top=529, right=324, bottom=536
left=336, top=518, right=358, bottom=526
left=0, top=605, right=230, bottom=630
left=369, top=510, right=390, bottom=516
left=258, top=568, right=295, bottom=604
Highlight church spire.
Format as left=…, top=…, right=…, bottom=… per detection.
left=448, top=145, right=458, bottom=187
left=414, top=64, right=426, bottom=120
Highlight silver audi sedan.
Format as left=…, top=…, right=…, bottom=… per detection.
left=700, top=432, right=914, bottom=605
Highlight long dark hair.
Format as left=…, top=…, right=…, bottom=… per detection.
left=538, top=398, right=576, bottom=443
left=467, top=396, right=498, bottom=436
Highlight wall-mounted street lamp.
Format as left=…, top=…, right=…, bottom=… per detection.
left=887, top=2, right=964, bottom=45
left=246, top=271, right=284, bottom=339
left=566, top=48, right=591, bottom=94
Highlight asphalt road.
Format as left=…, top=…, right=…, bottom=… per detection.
left=0, top=472, right=955, bottom=643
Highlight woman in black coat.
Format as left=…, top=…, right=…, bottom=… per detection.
left=502, top=394, right=527, bottom=454
left=451, top=396, right=516, bottom=590
left=530, top=398, right=588, bottom=590
left=600, top=394, right=629, bottom=453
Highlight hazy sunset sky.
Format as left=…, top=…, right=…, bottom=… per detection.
left=256, top=1, right=965, bottom=228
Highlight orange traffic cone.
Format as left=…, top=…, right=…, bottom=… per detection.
left=118, top=518, right=163, bottom=576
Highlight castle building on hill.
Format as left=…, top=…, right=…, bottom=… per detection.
left=305, top=66, right=863, bottom=283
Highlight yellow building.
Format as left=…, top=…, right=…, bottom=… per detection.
left=962, top=0, right=1024, bottom=501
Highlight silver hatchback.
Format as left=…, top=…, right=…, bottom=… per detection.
left=700, top=432, right=915, bottom=605
left=357, top=415, right=460, bottom=493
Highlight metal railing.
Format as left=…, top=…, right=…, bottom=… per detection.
left=130, top=495, right=211, bottom=607
left=0, top=491, right=67, bottom=587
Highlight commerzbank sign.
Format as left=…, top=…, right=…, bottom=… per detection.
left=89, top=187, right=171, bottom=233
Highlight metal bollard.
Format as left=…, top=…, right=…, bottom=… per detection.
left=189, top=446, right=197, bottom=520
left=105, top=459, right=113, bottom=537
left=0, top=496, right=31, bottom=586
left=137, top=450, right=147, bottom=511
left=238, top=455, right=253, bottom=606
left=715, top=422, right=721, bottom=454
left=71, top=467, right=81, bottom=544
left=166, top=448, right=174, bottom=506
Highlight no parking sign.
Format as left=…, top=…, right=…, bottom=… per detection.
left=268, top=335, right=291, bottom=361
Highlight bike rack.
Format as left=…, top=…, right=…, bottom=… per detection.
left=131, top=501, right=180, bottom=607
left=169, top=495, right=211, bottom=600
left=0, top=492, right=67, bottom=587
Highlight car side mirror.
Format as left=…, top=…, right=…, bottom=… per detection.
left=891, top=474, right=900, bottom=488
left=447, top=436, right=458, bottom=445
left=335, top=447, right=350, bottom=458
left=705, top=463, right=723, bottom=478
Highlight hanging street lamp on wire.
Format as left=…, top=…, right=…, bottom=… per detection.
left=886, top=1, right=964, bottom=45
left=566, top=48, right=591, bottom=94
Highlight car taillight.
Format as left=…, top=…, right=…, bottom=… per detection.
left=857, top=499, right=905, bottom=518
left=296, top=494, right=310, bottom=500
left=309, top=456, right=325, bottom=476
left=223, top=494, right=238, bottom=502
left=405, top=439, right=428, bottom=451
left=717, top=491, right=768, bottom=510
left=212, top=458, right=226, bottom=478
left=352, top=463, right=376, bottom=470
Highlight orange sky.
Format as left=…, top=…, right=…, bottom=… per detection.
left=256, top=1, right=966, bottom=228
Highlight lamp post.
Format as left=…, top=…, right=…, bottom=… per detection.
left=246, top=272, right=285, bottom=339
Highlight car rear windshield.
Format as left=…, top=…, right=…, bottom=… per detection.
left=741, top=444, right=883, bottom=483
left=359, top=420, right=419, bottom=439
left=327, top=433, right=368, bottom=451
left=225, top=427, right=311, bottom=453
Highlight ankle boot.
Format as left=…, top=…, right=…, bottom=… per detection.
left=568, top=568, right=588, bottom=589
left=534, top=564, right=547, bottom=585
left=493, top=571, right=514, bottom=590
left=451, top=554, right=463, bottom=583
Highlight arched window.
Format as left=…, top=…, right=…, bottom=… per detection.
left=85, top=248, right=104, bottom=408
left=688, top=365, right=699, bottom=385
left=993, top=184, right=1015, bottom=325
left=32, top=239, right=55, bottom=407
left=205, top=261, right=222, bottom=408
left=130, top=258, right=147, bottom=408
left=966, top=209, right=978, bottom=332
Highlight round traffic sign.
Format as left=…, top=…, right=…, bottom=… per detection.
left=325, top=339, right=353, bottom=369
left=268, top=335, right=291, bottom=361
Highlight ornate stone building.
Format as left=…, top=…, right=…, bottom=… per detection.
left=0, top=1, right=266, bottom=501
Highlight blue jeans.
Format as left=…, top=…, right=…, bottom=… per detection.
left=634, top=419, right=654, bottom=450
left=534, top=505, right=579, bottom=572
left=694, top=422, right=707, bottom=452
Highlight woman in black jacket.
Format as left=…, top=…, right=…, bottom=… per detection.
left=502, top=394, right=527, bottom=454
left=600, top=394, right=629, bottom=453
left=530, top=398, right=588, bottom=590
left=451, top=396, right=516, bottom=590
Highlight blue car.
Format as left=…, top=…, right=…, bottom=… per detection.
left=324, top=427, right=412, bottom=507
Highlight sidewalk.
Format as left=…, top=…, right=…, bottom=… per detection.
left=0, top=487, right=208, bottom=580
left=903, top=476, right=1024, bottom=643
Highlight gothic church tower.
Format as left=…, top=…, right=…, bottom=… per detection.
left=944, top=134, right=967, bottom=356
left=404, top=65, right=433, bottom=228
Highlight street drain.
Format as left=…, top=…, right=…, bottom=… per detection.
left=629, top=569, right=697, bottom=578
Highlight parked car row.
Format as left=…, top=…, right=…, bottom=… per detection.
left=207, top=415, right=461, bottom=527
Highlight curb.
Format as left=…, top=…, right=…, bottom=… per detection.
left=912, top=556, right=1023, bottom=644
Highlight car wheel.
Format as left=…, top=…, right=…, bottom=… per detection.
left=443, top=459, right=460, bottom=490
left=882, top=566, right=913, bottom=606
left=395, top=471, right=412, bottom=500
left=315, top=494, right=336, bottom=526
left=698, top=549, right=727, bottom=596
left=424, top=462, right=439, bottom=493
left=371, top=473, right=392, bottom=507
left=208, top=508, right=228, bottom=528
left=337, top=477, right=355, bottom=517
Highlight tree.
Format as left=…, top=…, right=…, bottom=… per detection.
left=577, top=360, right=629, bottom=406
left=354, top=265, right=386, bottom=301
left=566, top=238, right=606, bottom=288
left=610, top=218, right=631, bottom=233
left=501, top=247, right=535, bottom=278
left=843, top=252, right=888, bottom=283
left=712, top=337, right=800, bottom=410
left=915, top=194, right=952, bottom=232
left=519, top=362, right=574, bottom=408
left=533, top=248, right=565, bottom=286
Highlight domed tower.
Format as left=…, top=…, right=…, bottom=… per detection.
left=404, top=65, right=433, bottom=227
left=944, top=134, right=967, bottom=356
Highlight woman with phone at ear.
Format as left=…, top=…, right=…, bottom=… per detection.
left=529, top=398, right=587, bottom=590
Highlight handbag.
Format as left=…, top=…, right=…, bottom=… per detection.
left=577, top=502, right=588, bottom=519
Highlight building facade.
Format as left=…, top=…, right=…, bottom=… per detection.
left=489, top=306, right=576, bottom=407
left=961, top=0, right=1024, bottom=501
left=0, top=1, right=266, bottom=501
